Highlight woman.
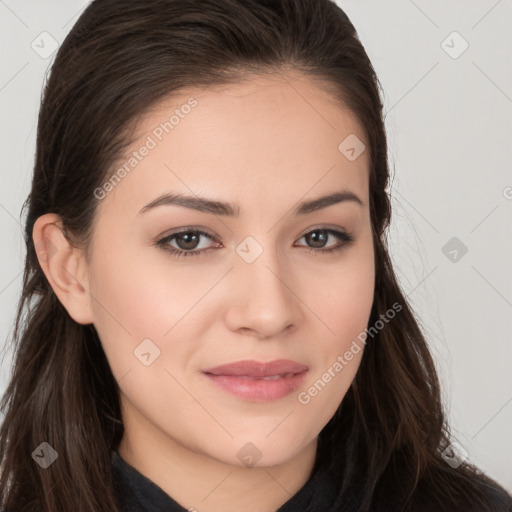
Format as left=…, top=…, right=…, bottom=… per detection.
left=1, top=0, right=511, bottom=511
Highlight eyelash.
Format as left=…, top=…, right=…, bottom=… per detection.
left=155, top=226, right=355, bottom=259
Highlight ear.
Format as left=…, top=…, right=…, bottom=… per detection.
left=32, top=213, right=94, bottom=325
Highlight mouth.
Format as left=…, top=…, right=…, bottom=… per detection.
left=202, top=359, right=309, bottom=402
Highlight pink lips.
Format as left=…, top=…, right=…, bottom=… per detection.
left=202, top=359, right=308, bottom=402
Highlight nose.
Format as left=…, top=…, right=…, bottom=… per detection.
left=223, top=242, right=303, bottom=339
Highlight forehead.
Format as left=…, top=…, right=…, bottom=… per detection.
left=97, top=72, right=370, bottom=219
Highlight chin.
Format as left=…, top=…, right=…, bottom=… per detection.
left=209, top=433, right=313, bottom=469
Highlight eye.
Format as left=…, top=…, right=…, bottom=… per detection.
left=155, top=228, right=221, bottom=258
left=295, top=228, right=355, bottom=255
left=155, top=226, right=354, bottom=258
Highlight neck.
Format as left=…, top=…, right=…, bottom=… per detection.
left=117, top=405, right=318, bottom=512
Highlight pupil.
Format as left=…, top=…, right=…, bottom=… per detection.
left=177, top=232, right=199, bottom=250
left=307, top=230, right=327, bottom=248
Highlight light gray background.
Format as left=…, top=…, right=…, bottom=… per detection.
left=1, top=0, right=511, bottom=492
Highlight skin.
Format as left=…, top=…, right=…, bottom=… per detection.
left=34, top=71, right=375, bottom=512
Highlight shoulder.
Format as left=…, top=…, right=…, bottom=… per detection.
left=474, top=480, right=512, bottom=511
left=411, top=466, right=512, bottom=512
left=373, top=459, right=512, bottom=512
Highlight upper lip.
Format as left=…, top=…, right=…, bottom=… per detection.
left=203, top=359, right=308, bottom=378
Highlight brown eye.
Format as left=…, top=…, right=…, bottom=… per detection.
left=174, top=232, right=201, bottom=250
left=156, top=229, right=220, bottom=258
left=297, top=228, right=354, bottom=253
left=304, top=230, right=330, bottom=249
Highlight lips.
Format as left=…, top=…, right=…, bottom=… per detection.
left=203, top=359, right=309, bottom=378
left=202, top=359, right=309, bottom=402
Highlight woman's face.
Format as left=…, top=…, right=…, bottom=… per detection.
left=85, top=72, right=375, bottom=467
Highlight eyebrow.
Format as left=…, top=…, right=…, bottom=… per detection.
left=138, top=190, right=363, bottom=217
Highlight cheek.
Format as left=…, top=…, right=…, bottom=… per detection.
left=315, top=237, right=375, bottom=349
left=296, top=268, right=372, bottom=430
left=87, top=250, right=212, bottom=442
left=86, top=241, right=209, bottom=379
left=90, top=228, right=205, bottom=324
left=297, top=236, right=374, bottom=413
left=296, top=350, right=361, bottom=437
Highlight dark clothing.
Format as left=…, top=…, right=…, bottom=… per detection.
left=111, top=449, right=512, bottom=512
left=111, top=450, right=338, bottom=511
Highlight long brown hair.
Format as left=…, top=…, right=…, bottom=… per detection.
left=1, top=1, right=510, bottom=511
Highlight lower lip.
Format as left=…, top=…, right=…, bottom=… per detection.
left=203, top=371, right=308, bottom=402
